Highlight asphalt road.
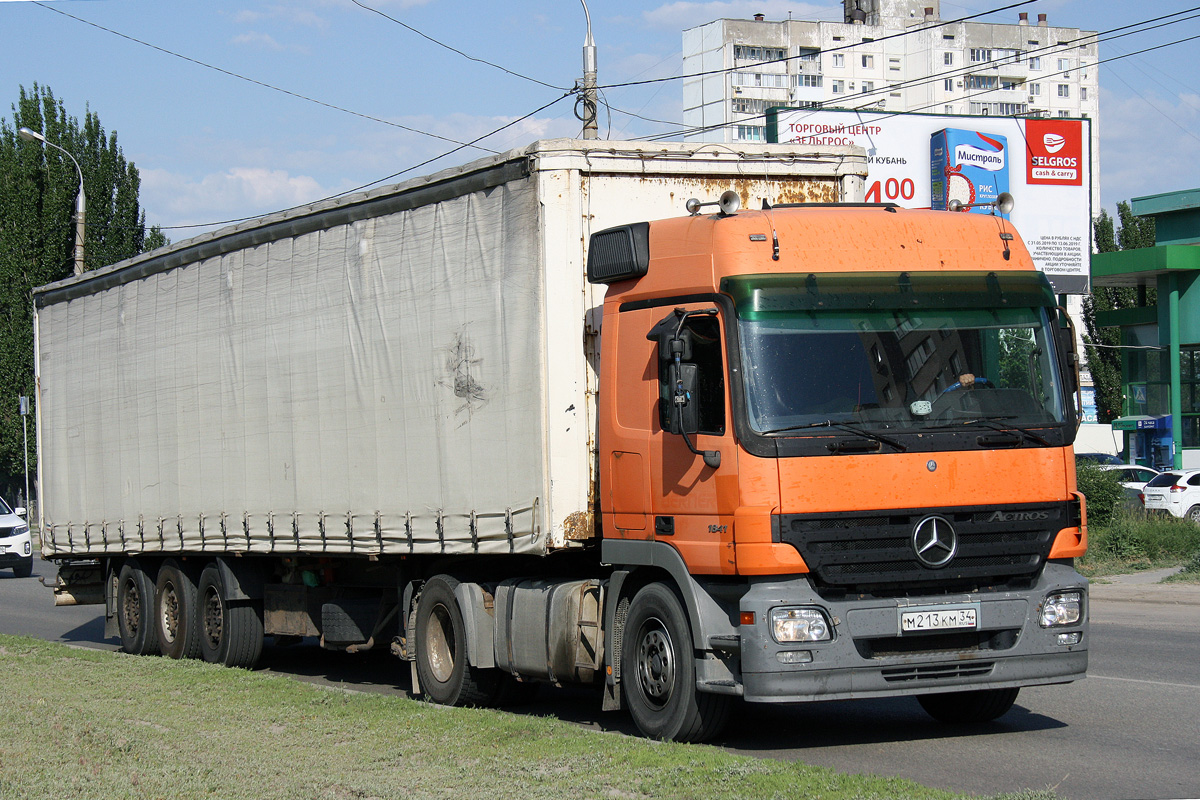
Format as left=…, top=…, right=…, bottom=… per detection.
left=2, top=558, right=1198, bottom=800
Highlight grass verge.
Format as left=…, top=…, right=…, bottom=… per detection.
left=1079, top=510, right=1200, bottom=580
left=0, top=636, right=1057, bottom=800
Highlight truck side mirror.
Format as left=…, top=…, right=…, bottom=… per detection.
left=648, top=309, right=721, bottom=468
left=664, top=362, right=701, bottom=436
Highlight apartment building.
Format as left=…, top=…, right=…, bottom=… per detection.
left=682, top=0, right=1100, bottom=202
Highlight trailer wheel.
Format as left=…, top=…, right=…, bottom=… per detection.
left=117, top=560, right=159, bottom=655
left=622, top=582, right=731, bottom=742
left=414, top=575, right=498, bottom=707
left=918, top=687, right=1020, bottom=723
left=154, top=560, right=201, bottom=660
left=197, top=563, right=263, bottom=668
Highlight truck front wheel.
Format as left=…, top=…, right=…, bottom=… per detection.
left=918, top=687, right=1020, bottom=723
left=414, top=575, right=498, bottom=707
left=197, top=563, right=263, bottom=668
left=116, top=560, right=159, bottom=655
left=621, top=582, right=731, bottom=742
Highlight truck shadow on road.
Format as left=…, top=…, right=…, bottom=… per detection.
left=252, top=640, right=1067, bottom=748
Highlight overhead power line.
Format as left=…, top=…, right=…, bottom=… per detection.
left=349, top=0, right=568, bottom=91
left=32, top=1, right=501, bottom=155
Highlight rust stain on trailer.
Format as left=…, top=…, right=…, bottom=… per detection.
left=563, top=510, right=595, bottom=540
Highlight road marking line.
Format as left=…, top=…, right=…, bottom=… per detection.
left=1089, top=674, right=1200, bottom=690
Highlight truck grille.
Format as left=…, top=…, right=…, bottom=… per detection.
left=776, top=502, right=1064, bottom=595
left=881, top=661, right=996, bottom=683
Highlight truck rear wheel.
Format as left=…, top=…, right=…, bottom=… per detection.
left=197, top=563, right=263, bottom=668
left=622, top=582, right=731, bottom=742
left=154, top=560, right=201, bottom=660
left=918, top=687, right=1020, bottom=723
left=116, top=560, right=159, bottom=655
left=414, top=575, right=498, bottom=707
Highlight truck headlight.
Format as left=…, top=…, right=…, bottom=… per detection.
left=769, top=607, right=832, bottom=643
left=1040, top=591, right=1083, bottom=627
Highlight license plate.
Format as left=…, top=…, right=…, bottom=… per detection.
left=900, top=605, right=979, bottom=633
left=1144, top=496, right=1164, bottom=507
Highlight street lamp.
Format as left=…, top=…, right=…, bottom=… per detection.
left=579, top=0, right=598, bottom=139
left=18, top=127, right=86, bottom=275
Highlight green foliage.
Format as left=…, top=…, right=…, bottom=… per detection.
left=1082, top=203, right=1155, bottom=423
left=1083, top=510, right=1200, bottom=573
left=0, top=84, right=167, bottom=495
left=1074, top=460, right=1126, bottom=526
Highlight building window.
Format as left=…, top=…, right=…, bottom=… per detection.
left=832, top=53, right=845, bottom=68
left=889, top=57, right=900, bottom=71
left=733, top=72, right=788, bottom=88
left=1058, top=84, right=1070, bottom=98
left=944, top=105, right=954, bottom=114
left=832, top=79, right=845, bottom=94
left=1030, top=83, right=1041, bottom=96
left=861, top=54, right=874, bottom=69
left=795, top=74, right=822, bottom=88
left=1057, top=110, right=1071, bottom=118
left=1029, top=56, right=1041, bottom=69
left=944, top=78, right=954, bottom=92
left=965, top=75, right=999, bottom=90
left=736, top=125, right=764, bottom=141
left=735, top=45, right=787, bottom=62
left=732, top=98, right=771, bottom=114
left=970, top=48, right=992, bottom=63
left=943, top=34, right=955, bottom=41
left=797, top=48, right=820, bottom=61
left=1081, top=87, right=1088, bottom=101
left=1058, top=58, right=1071, bottom=71
left=944, top=52, right=954, bottom=66
left=862, top=81, right=874, bottom=93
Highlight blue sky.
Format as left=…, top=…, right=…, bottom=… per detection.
left=2, top=0, right=1198, bottom=235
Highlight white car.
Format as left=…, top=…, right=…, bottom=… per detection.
left=0, top=498, right=33, bottom=578
left=1099, top=464, right=1161, bottom=493
left=1139, top=470, right=1200, bottom=522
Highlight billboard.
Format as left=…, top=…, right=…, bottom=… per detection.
left=767, top=108, right=1092, bottom=294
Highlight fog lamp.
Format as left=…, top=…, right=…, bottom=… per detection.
left=1040, top=591, right=1083, bottom=627
left=1057, top=631, right=1082, bottom=646
left=770, top=607, right=832, bottom=643
left=776, top=650, right=814, bottom=664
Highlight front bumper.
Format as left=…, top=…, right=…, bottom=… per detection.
left=733, top=562, right=1087, bottom=703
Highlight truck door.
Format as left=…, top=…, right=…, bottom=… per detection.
left=646, top=303, right=738, bottom=575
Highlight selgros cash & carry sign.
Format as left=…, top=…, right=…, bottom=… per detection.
left=767, top=108, right=1092, bottom=294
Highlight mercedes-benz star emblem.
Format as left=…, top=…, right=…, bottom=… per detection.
left=912, top=515, right=957, bottom=568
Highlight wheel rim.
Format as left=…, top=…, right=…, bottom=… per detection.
left=424, top=603, right=455, bottom=684
left=634, top=616, right=675, bottom=709
left=160, top=582, right=180, bottom=643
left=202, top=586, right=224, bottom=650
left=121, top=578, right=141, bottom=635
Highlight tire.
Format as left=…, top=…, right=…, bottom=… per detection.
left=1186, top=505, right=1200, bottom=523
left=117, top=559, right=160, bottom=656
left=154, top=560, right=202, bottom=659
left=621, top=582, right=732, bottom=742
left=12, top=557, right=33, bottom=578
left=414, top=575, right=499, bottom=707
left=918, top=687, right=1020, bottom=723
left=197, top=563, right=263, bottom=668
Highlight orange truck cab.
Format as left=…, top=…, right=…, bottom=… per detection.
left=588, top=201, right=1088, bottom=740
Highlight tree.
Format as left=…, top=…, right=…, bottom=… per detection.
left=0, top=84, right=167, bottom=503
left=1082, top=202, right=1155, bottom=423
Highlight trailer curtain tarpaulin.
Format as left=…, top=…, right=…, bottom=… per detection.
left=37, top=179, right=545, bottom=557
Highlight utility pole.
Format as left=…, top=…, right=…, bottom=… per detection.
left=580, top=0, right=598, bottom=139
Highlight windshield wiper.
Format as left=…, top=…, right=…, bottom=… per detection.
left=942, top=415, right=1053, bottom=447
left=760, top=420, right=908, bottom=452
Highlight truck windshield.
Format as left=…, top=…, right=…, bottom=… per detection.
left=722, top=272, right=1068, bottom=441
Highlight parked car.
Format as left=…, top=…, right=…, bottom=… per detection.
left=1076, top=452, right=1125, bottom=466
left=1099, top=464, right=1161, bottom=493
left=0, top=497, right=33, bottom=578
left=1139, top=470, right=1200, bottom=521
